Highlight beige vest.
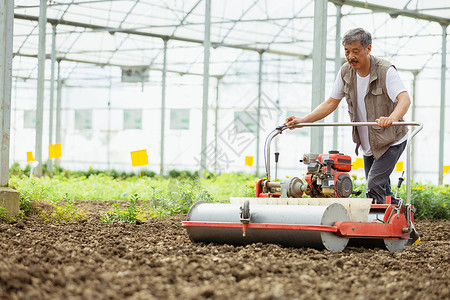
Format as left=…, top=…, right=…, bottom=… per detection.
left=341, top=55, right=408, bottom=159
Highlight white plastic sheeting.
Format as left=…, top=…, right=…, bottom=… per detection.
left=7, top=0, right=450, bottom=184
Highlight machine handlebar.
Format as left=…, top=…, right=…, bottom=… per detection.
left=284, top=121, right=422, bottom=130
left=265, top=122, right=423, bottom=212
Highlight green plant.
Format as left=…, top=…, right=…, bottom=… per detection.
left=350, top=175, right=366, bottom=198
left=34, top=199, right=85, bottom=223
left=240, top=184, right=256, bottom=198
left=170, top=180, right=215, bottom=214
left=19, top=195, right=33, bottom=216
left=0, top=206, right=16, bottom=223
left=9, top=170, right=449, bottom=221
left=200, top=172, right=256, bottom=201
left=402, top=183, right=450, bottom=220
left=9, top=162, right=23, bottom=176
left=101, top=193, right=147, bottom=223
left=168, top=169, right=198, bottom=180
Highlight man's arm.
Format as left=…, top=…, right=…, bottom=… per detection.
left=375, top=91, right=411, bottom=128
left=284, top=97, right=340, bottom=127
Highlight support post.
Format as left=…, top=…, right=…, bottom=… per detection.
left=160, top=38, right=168, bottom=175
left=48, top=24, right=57, bottom=172
left=107, top=78, right=112, bottom=170
left=411, top=71, right=418, bottom=181
left=310, top=0, right=328, bottom=154
left=256, top=51, right=264, bottom=177
left=200, top=0, right=211, bottom=177
left=438, top=24, right=447, bottom=185
left=0, top=0, right=14, bottom=187
left=333, top=4, right=342, bottom=151
left=35, top=0, right=47, bottom=176
left=214, top=76, right=221, bottom=173
left=55, top=60, right=62, bottom=168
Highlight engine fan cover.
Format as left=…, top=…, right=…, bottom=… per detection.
left=335, top=174, right=352, bottom=198
left=280, top=177, right=304, bottom=198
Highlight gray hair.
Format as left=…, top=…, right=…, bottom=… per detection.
left=342, top=28, right=372, bottom=48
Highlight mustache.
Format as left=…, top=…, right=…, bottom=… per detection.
left=349, top=59, right=358, bottom=64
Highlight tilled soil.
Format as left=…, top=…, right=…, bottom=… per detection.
left=1, top=200, right=449, bottom=300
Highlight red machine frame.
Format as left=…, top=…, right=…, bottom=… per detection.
left=183, top=122, right=423, bottom=250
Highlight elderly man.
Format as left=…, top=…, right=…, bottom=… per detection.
left=285, top=28, right=411, bottom=205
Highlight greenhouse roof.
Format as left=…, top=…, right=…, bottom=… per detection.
left=12, top=0, right=450, bottom=85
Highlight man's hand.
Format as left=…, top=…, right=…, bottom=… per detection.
left=375, top=91, right=411, bottom=128
left=375, top=116, right=394, bottom=128
left=284, top=116, right=303, bottom=129
left=283, top=97, right=341, bottom=129
left=376, top=92, right=411, bottom=128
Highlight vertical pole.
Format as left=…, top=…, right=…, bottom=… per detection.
left=55, top=60, right=62, bottom=168
left=12, top=78, right=18, bottom=163
left=411, top=71, right=418, bottom=181
left=0, top=0, right=14, bottom=187
left=200, top=0, right=211, bottom=177
left=107, top=77, right=112, bottom=170
left=160, top=38, right=168, bottom=175
left=406, top=133, right=412, bottom=206
left=310, top=0, right=328, bottom=154
left=35, top=0, right=47, bottom=176
left=438, top=24, right=447, bottom=185
left=333, top=4, right=342, bottom=151
left=214, top=76, right=221, bottom=173
left=48, top=24, right=57, bottom=172
left=256, top=51, right=263, bottom=177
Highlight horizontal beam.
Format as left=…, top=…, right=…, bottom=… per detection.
left=13, top=51, right=422, bottom=83
left=329, top=0, right=450, bottom=25
left=13, top=52, right=205, bottom=77
left=14, top=13, right=311, bottom=60
left=14, top=7, right=444, bottom=80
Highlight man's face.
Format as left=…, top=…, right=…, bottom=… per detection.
left=344, top=41, right=371, bottom=71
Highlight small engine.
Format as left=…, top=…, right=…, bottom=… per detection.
left=257, top=150, right=358, bottom=198
left=301, top=151, right=353, bottom=198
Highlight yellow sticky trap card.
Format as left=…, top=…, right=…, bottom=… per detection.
left=27, top=152, right=34, bottom=162
left=49, top=143, right=62, bottom=159
left=352, top=158, right=364, bottom=170
left=395, top=162, right=404, bottom=172
left=245, top=156, right=253, bottom=166
left=130, top=149, right=149, bottom=167
left=444, top=166, right=450, bottom=174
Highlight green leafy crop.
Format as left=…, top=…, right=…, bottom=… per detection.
left=5, top=170, right=449, bottom=223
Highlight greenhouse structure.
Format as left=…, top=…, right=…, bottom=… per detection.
left=1, top=0, right=449, bottom=185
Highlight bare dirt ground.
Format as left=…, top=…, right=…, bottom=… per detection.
left=1, top=200, right=449, bottom=300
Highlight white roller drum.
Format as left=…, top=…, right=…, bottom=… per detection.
left=185, top=202, right=350, bottom=251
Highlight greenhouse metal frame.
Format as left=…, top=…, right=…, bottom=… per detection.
left=1, top=0, right=449, bottom=185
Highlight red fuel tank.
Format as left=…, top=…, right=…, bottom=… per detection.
left=318, top=151, right=352, bottom=172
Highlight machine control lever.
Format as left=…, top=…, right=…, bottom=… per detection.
left=274, top=152, right=280, bottom=182
left=239, top=200, right=251, bottom=237
left=324, top=159, right=334, bottom=176
left=322, top=159, right=335, bottom=192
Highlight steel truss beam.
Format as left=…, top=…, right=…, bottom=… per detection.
left=14, top=13, right=311, bottom=60
left=13, top=52, right=204, bottom=77
left=329, top=0, right=449, bottom=25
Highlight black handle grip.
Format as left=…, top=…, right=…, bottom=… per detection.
left=324, top=159, right=334, bottom=175
left=397, top=177, right=405, bottom=189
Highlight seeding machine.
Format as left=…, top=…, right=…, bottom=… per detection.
left=183, top=122, right=422, bottom=252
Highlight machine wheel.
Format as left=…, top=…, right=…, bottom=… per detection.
left=384, top=238, right=408, bottom=252
left=336, top=174, right=352, bottom=198
left=240, top=200, right=250, bottom=220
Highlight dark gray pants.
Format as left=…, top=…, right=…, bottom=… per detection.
left=363, top=141, right=407, bottom=204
